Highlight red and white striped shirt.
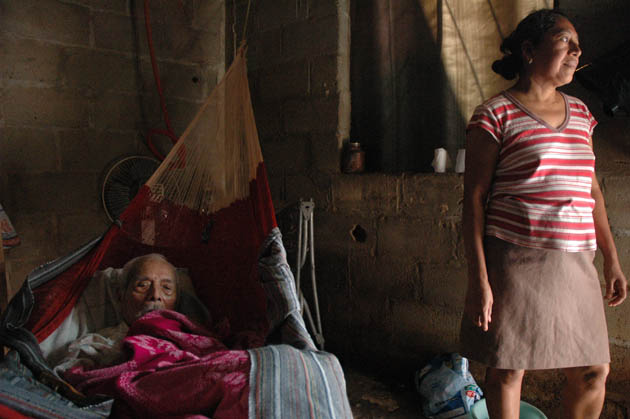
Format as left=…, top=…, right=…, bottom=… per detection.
left=468, top=91, right=598, bottom=252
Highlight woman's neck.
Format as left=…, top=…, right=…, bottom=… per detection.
left=508, top=76, right=560, bottom=104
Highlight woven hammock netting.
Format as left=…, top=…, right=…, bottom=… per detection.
left=26, top=48, right=277, bottom=343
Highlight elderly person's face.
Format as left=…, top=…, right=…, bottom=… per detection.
left=121, top=258, right=177, bottom=324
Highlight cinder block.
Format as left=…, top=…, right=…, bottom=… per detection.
left=332, top=174, right=399, bottom=216
left=378, top=217, right=460, bottom=264
left=155, top=24, right=222, bottom=64
left=251, top=98, right=283, bottom=141
left=0, top=0, right=90, bottom=46
left=310, top=54, right=337, bottom=98
left=283, top=174, right=332, bottom=211
left=0, top=127, right=58, bottom=173
left=283, top=97, right=339, bottom=134
left=58, top=129, right=141, bottom=172
left=2, top=87, right=90, bottom=128
left=56, top=211, right=109, bottom=255
left=348, top=253, right=422, bottom=303
left=191, top=0, right=224, bottom=31
left=131, top=0, right=196, bottom=25
left=307, top=0, right=338, bottom=19
left=282, top=16, right=337, bottom=61
left=605, top=290, right=630, bottom=343
left=254, top=0, right=302, bottom=32
left=163, top=97, right=203, bottom=135
left=261, top=135, right=311, bottom=176
left=0, top=34, right=63, bottom=84
left=315, top=212, right=375, bottom=255
left=401, top=173, right=463, bottom=219
left=94, top=11, right=219, bottom=65
left=389, top=301, right=461, bottom=355
left=3, top=212, right=58, bottom=262
left=421, top=261, right=467, bottom=309
left=601, top=174, right=630, bottom=230
left=93, top=92, right=144, bottom=130
left=310, top=132, right=340, bottom=174
left=61, top=48, right=137, bottom=94
left=257, top=60, right=309, bottom=102
left=312, top=249, right=348, bottom=295
left=74, top=0, right=128, bottom=13
left=92, top=11, right=139, bottom=54
left=245, top=28, right=283, bottom=71
left=7, top=172, right=100, bottom=214
left=139, top=59, right=208, bottom=101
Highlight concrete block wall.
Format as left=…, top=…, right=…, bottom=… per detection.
left=1, top=0, right=224, bottom=294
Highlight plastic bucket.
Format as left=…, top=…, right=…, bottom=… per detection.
left=470, top=399, right=547, bottom=419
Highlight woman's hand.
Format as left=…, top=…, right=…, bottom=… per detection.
left=464, top=280, right=494, bottom=331
left=604, top=261, right=627, bottom=307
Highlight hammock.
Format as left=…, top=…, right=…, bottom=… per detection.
left=0, top=47, right=351, bottom=418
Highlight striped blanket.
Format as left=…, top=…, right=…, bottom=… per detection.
left=249, top=345, right=352, bottom=419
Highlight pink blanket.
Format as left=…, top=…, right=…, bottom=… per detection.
left=64, top=310, right=251, bottom=418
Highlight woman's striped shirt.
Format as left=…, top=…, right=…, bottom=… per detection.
left=468, top=91, right=598, bottom=252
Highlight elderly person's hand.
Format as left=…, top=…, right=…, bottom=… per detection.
left=604, top=261, right=627, bottom=306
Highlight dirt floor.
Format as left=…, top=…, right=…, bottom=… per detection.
left=343, top=366, right=630, bottom=419
left=344, top=366, right=427, bottom=418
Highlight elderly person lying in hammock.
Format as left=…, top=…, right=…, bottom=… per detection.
left=53, top=253, right=184, bottom=374
left=52, top=253, right=262, bottom=417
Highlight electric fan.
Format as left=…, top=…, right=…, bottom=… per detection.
left=101, top=155, right=161, bottom=222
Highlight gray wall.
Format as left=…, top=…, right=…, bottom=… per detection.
left=1, top=0, right=224, bottom=291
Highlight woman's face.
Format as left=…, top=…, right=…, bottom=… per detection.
left=528, top=17, right=581, bottom=87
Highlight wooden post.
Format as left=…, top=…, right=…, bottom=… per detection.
left=0, top=236, right=8, bottom=314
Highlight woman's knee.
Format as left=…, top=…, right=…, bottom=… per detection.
left=564, top=364, right=609, bottom=391
left=486, top=367, right=525, bottom=386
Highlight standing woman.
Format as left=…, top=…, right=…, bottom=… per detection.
left=460, top=9, right=627, bottom=418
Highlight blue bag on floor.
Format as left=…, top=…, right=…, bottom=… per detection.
left=415, top=353, right=483, bottom=418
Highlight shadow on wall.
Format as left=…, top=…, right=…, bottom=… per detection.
left=350, top=0, right=466, bottom=173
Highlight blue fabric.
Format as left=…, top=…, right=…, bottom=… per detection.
left=0, top=351, right=111, bottom=418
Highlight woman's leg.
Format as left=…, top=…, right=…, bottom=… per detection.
left=561, top=363, right=609, bottom=419
left=485, top=367, right=524, bottom=419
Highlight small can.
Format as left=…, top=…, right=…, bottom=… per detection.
left=342, top=142, right=365, bottom=173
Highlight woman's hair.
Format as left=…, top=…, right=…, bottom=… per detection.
left=492, top=9, right=569, bottom=80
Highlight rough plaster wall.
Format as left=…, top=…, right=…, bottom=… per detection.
left=235, top=0, right=630, bottom=413
left=1, top=0, right=224, bottom=294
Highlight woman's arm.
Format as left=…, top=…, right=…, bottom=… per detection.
left=591, top=172, right=627, bottom=306
left=463, top=128, right=500, bottom=331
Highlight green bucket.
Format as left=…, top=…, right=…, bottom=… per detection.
left=470, top=399, right=547, bottom=419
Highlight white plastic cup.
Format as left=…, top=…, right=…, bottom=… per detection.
left=432, top=148, right=451, bottom=173
left=455, top=149, right=465, bottom=173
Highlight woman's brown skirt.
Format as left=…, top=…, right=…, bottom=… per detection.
left=460, top=236, right=610, bottom=370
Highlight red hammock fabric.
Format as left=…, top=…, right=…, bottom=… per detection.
left=27, top=162, right=276, bottom=342
left=26, top=47, right=277, bottom=343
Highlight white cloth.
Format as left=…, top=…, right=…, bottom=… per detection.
left=52, top=322, right=129, bottom=375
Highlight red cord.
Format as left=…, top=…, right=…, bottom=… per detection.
left=144, top=0, right=179, bottom=161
